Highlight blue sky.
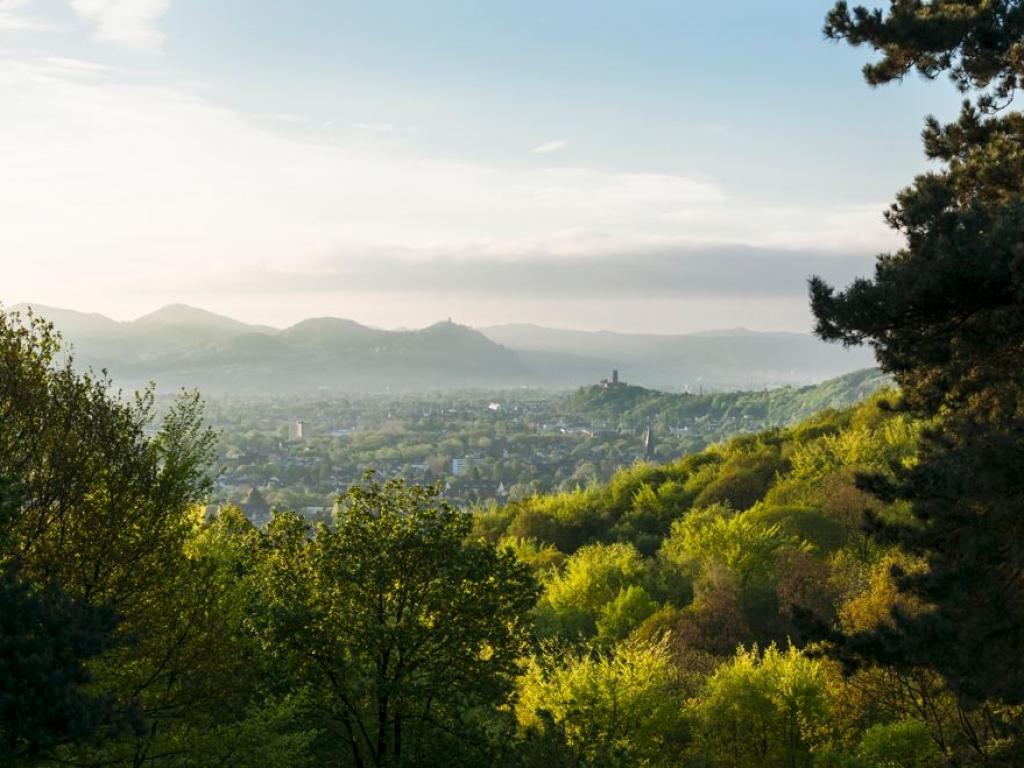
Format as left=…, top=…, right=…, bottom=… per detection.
left=1, top=1, right=962, bottom=331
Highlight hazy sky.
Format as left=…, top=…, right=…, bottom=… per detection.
left=1, top=1, right=961, bottom=332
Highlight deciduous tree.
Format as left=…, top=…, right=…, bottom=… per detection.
left=247, top=476, right=538, bottom=767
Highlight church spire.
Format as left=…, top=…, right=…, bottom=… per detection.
left=642, top=423, right=655, bottom=460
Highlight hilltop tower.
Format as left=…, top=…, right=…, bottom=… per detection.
left=601, top=369, right=624, bottom=389
left=643, top=423, right=655, bottom=460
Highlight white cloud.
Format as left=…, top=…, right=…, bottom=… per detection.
left=0, top=0, right=51, bottom=31
left=70, top=0, right=171, bottom=50
left=532, top=139, right=568, bottom=154
left=0, top=51, right=897, bottom=326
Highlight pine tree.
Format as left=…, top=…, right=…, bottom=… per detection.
left=811, top=0, right=1024, bottom=708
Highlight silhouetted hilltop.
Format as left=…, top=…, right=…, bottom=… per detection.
left=8, top=303, right=876, bottom=394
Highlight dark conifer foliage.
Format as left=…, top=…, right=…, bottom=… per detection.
left=853, top=423, right=1024, bottom=706
left=813, top=0, right=1024, bottom=710
left=825, top=1, right=1024, bottom=101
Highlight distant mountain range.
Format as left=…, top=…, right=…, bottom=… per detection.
left=8, top=303, right=876, bottom=394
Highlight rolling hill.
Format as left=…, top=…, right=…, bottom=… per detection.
left=562, top=367, right=890, bottom=427
left=8, top=303, right=878, bottom=394
left=10, top=304, right=528, bottom=393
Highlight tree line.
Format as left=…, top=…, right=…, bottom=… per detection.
left=2, top=1, right=1024, bottom=765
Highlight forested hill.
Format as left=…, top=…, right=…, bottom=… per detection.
left=478, top=387, right=914, bottom=559
left=1, top=303, right=1015, bottom=765
left=563, top=367, right=889, bottom=427
left=461, top=391, right=994, bottom=764
left=12, top=302, right=876, bottom=394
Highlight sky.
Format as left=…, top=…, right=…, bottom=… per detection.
left=0, top=0, right=963, bottom=332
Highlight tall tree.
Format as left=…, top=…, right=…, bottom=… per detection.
left=811, top=0, right=1024, bottom=709
left=0, top=308, right=220, bottom=763
left=247, top=475, right=538, bottom=768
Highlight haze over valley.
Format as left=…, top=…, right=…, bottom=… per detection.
left=14, top=302, right=875, bottom=393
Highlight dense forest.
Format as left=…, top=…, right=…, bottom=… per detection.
left=0, top=308, right=940, bottom=767
left=3, top=1, right=1024, bottom=766
left=0, top=306, right=1010, bottom=767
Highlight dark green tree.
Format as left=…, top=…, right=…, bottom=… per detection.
left=0, top=308, right=221, bottom=763
left=811, top=0, right=1024, bottom=711
left=0, top=477, right=120, bottom=765
left=825, top=1, right=1024, bottom=99
left=0, top=308, right=214, bottom=602
left=247, top=475, right=539, bottom=768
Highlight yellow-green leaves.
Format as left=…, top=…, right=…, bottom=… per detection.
left=516, top=636, right=688, bottom=766
left=692, top=643, right=833, bottom=768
